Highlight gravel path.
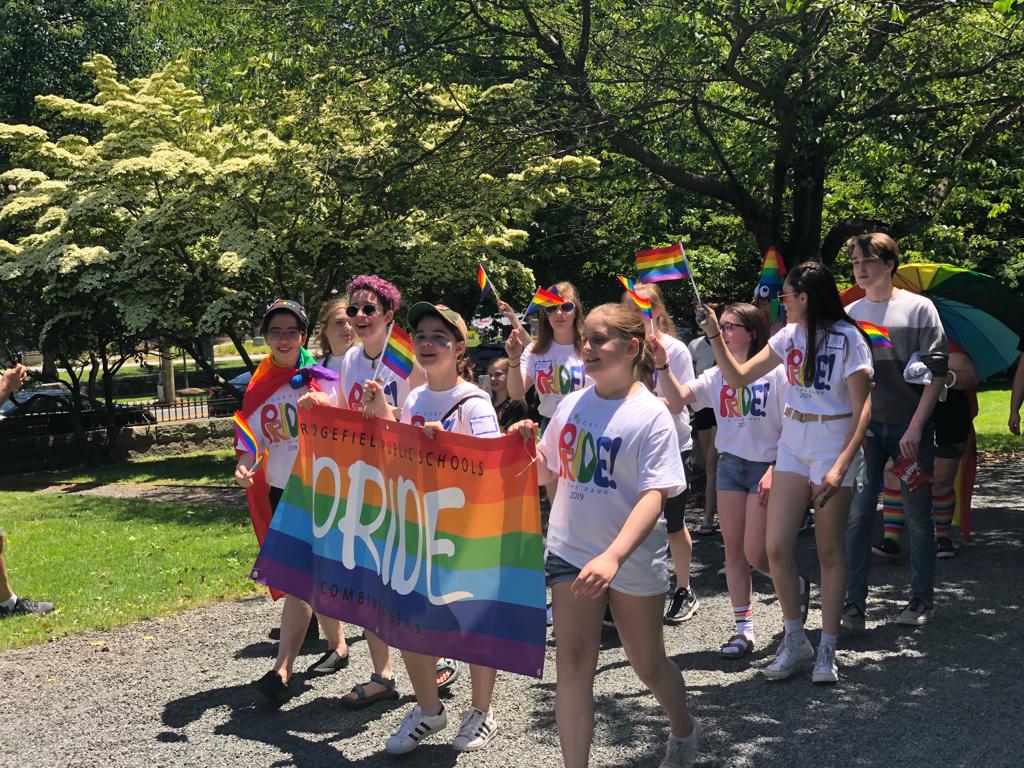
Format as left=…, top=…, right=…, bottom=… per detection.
left=2, top=462, right=1021, bottom=768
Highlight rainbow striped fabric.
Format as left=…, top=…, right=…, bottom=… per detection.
left=858, top=320, right=894, bottom=349
left=381, top=325, right=415, bottom=379
left=617, top=275, right=652, bottom=317
left=636, top=243, right=689, bottom=283
left=250, top=407, right=546, bottom=677
left=233, top=411, right=260, bottom=457
left=524, top=287, right=563, bottom=315
left=477, top=264, right=494, bottom=300
left=755, top=247, right=787, bottom=300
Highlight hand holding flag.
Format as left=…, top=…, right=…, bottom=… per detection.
left=233, top=411, right=265, bottom=469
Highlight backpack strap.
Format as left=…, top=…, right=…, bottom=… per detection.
left=439, top=394, right=489, bottom=424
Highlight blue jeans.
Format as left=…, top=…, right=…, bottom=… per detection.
left=845, top=420, right=936, bottom=608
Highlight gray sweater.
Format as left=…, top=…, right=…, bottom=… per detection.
left=848, top=289, right=948, bottom=424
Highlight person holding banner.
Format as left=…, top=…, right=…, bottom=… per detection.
left=310, top=276, right=458, bottom=709
left=621, top=282, right=700, bottom=626
left=362, top=302, right=505, bottom=754
left=697, top=263, right=873, bottom=684
left=315, top=295, right=355, bottom=372
left=509, top=302, right=701, bottom=768
left=233, top=299, right=349, bottom=703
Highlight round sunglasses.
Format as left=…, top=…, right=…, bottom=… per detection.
left=345, top=303, right=380, bottom=318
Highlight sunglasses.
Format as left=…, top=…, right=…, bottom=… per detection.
left=720, top=322, right=750, bottom=333
left=543, top=302, right=576, bottom=316
left=345, top=304, right=379, bottom=318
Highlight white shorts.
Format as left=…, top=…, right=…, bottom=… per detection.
left=775, top=416, right=860, bottom=487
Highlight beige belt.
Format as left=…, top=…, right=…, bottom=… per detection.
left=784, top=406, right=852, bottom=423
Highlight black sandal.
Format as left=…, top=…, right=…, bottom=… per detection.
left=720, top=634, right=754, bottom=659
left=339, top=672, right=398, bottom=709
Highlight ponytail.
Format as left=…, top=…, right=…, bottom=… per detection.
left=457, top=354, right=475, bottom=382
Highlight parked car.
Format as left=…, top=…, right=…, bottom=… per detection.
left=207, top=371, right=251, bottom=417
left=0, top=386, right=155, bottom=436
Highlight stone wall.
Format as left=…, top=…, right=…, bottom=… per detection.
left=0, top=417, right=235, bottom=473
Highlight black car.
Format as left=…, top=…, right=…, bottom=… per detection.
left=207, top=371, right=251, bottom=417
left=0, top=386, right=156, bottom=436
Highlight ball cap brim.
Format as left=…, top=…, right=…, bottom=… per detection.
left=407, top=302, right=468, bottom=343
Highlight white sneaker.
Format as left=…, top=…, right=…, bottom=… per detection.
left=895, top=597, right=932, bottom=626
left=762, top=631, right=814, bottom=680
left=659, top=718, right=702, bottom=768
left=452, top=707, right=498, bottom=752
left=385, top=704, right=448, bottom=754
left=811, top=644, right=839, bottom=684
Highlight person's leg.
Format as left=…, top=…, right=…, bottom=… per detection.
left=272, top=595, right=313, bottom=682
left=469, top=665, right=497, bottom=712
left=699, top=428, right=718, bottom=527
left=717, top=490, right=753, bottom=643
left=902, top=422, right=937, bottom=608
left=881, top=470, right=905, bottom=546
left=609, top=590, right=696, bottom=738
left=764, top=471, right=812, bottom=620
left=402, top=650, right=442, bottom=712
left=667, top=528, right=692, bottom=591
left=742, top=493, right=770, bottom=576
left=811, top=486, right=853, bottom=636
left=316, top=614, right=348, bottom=656
left=0, top=530, right=11, bottom=603
left=342, top=631, right=393, bottom=703
left=385, top=649, right=449, bottom=754
left=845, top=424, right=891, bottom=610
left=931, top=456, right=959, bottom=540
left=551, top=581, right=605, bottom=768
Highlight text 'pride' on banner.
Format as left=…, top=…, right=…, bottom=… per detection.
left=251, top=404, right=546, bottom=678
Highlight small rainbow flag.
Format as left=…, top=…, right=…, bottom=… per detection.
left=381, top=325, right=415, bottom=379
left=636, top=243, right=689, bottom=283
left=617, top=275, right=652, bottom=318
left=858, top=321, right=893, bottom=349
left=477, top=264, right=494, bottom=301
left=233, top=411, right=261, bottom=457
left=524, top=287, right=563, bottom=315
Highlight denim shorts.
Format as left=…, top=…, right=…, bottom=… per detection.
left=545, top=553, right=582, bottom=588
left=716, top=452, right=773, bottom=494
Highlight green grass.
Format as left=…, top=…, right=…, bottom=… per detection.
left=1, top=449, right=238, bottom=489
left=0, top=492, right=261, bottom=650
left=975, top=387, right=1022, bottom=455
left=213, top=341, right=270, bottom=356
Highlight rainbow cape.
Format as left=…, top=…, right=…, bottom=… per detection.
left=617, top=275, right=652, bottom=317
left=524, top=287, right=563, bottom=315
left=636, top=243, right=688, bottom=283
left=381, top=325, right=415, bottom=379
left=857, top=320, right=894, bottom=349
left=477, top=264, right=494, bottom=301
left=238, top=346, right=317, bottom=584
left=250, top=406, right=546, bottom=677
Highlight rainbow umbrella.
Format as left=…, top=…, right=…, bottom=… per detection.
left=841, top=263, right=1024, bottom=381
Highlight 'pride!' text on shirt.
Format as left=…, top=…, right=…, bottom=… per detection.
left=522, top=341, right=592, bottom=418
left=688, top=366, right=787, bottom=463
left=539, top=386, right=685, bottom=597
left=767, top=322, right=873, bottom=416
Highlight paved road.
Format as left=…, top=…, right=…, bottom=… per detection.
left=1, top=461, right=1021, bottom=768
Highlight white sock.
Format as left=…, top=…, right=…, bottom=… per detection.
left=783, top=618, right=804, bottom=636
left=1, top=594, right=16, bottom=610
left=819, top=632, right=839, bottom=650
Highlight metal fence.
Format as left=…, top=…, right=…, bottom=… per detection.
left=139, top=394, right=239, bottom=423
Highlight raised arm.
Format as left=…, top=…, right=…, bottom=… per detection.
left=699, top=308, right=782, bottom=388
left=505, top=327, right=531, bottom=400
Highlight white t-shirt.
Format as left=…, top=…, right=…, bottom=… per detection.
left=521, top=341, right=592, bottom=418
left=338, top=344, right=412, bottom=411
left=236, top=376, right=343, bottom=489
left=688, top=335, right=716, bottom=379
left=651, top=333, right=695, bottom=451
left=688, top=366, right=787, bottom=462
left=538, top=386, right=685, bottom=596
left=401, top=380, right=501, bottom=437
left=766, top=322, right=873, bottom=416
left=318, top=351, right=346, bottom=376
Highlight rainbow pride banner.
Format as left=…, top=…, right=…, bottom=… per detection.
left=250, top=405, right=546, bottom=677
